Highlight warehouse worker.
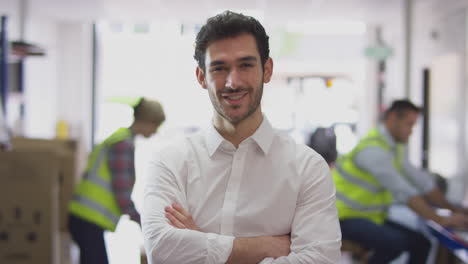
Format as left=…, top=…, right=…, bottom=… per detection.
left=69, top=97, right=165, bottom=264
left=333, top=99, right=468, bottom=264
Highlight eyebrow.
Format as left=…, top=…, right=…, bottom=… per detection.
left=209, top=56, right=258, bottom=67
left=238, top=56, right=258, bottom=62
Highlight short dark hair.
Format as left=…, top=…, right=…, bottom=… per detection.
left=194, top=10, right=270, bottom=71
left=384, top=99, right=421, bottom=119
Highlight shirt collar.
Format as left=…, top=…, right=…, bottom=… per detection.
left=378, top=124, right=397, bottom=148
left=205, top=115, right=275, bottom=157
left=206, top=123, right=226, bottom=157
left=249, top=116, right=274, bottom=155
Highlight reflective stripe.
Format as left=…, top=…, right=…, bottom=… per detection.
left=83, top=147, right=113, bottom=192
left=90, top=147, right=107, bottom=176
left=73, top=194, right=120, bottom=223
left=83, top=172, right=113, bottom=192
left=336, top=191, right=388, bottom=212
left=335, top=165, right=385, bottom=193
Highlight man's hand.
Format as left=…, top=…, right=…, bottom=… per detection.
left=453, top=206, right=468, bottom=216
left=442, top=212, right=468, bottom=229
left=165, top=203, right=201, bottom=231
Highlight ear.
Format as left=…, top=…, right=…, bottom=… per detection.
left=196, top=67, right=207, bottom=89
left=263, top=57, right=273, bottom=83
left=384, top=112, right=398, bottom=129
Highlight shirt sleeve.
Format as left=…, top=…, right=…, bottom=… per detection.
left=401, top=148, right=435, bottom=193
left=353, top=146, right=420, bottom=203
left=108, top=140, right=140, bottom=224
left=142, top=153, right=234, bottom=264
left=260, top=155, right=342, bottom=264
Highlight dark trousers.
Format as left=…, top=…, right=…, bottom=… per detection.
left=340, top=218, right=431, bottom=264
left=69, top=214, right=109, bottom=264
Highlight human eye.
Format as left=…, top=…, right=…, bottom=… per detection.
left=210, top=65, right=226, bottom=72
left=213, top=67, right=222, bottom=72
left=240, top=62, right=254, bottom=68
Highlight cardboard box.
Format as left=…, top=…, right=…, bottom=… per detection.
left=0, top=151, right=61, bottom=264
left=11, top=137, right=79, bottom=231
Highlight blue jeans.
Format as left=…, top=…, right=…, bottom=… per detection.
left=340, top=218, right=431, bottom=264
left=69, top=214, right=109, bottom=264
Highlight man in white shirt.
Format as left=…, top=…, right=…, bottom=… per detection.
left=142, top=10, right=341, bottom=264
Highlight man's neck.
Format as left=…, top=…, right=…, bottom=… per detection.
left=213, top=112, right=263, bottom=148
left=381, top=123, right=397, bottom=146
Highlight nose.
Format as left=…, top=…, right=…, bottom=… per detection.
left=225, top=69, right=241, bottom=89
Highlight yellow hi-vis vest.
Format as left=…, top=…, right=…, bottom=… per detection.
left=332, top=128, right=403, bottom=225
left=69, top=128, right=132, bottom=231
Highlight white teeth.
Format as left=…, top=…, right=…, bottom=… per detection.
left=227, top=95, right=243, bottom=100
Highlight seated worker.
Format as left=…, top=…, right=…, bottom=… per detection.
left=333, top=99, right=468, bottom=264
left=68, top=97, right=165, bottom=264
left=142, top=11, right=341, bottom=264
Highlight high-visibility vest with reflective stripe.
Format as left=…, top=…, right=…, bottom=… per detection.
left=69, top=128, right=132, bottom=231
left=332, top=128, right=403, bottom=224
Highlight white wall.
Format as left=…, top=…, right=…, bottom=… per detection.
left=0, top=0, right=22, bottom=40
left=1, top=1, right=56, bottom=138
left=1, top=0, right=93, bottom=174
left=55, top=22, right=93, bottom=151
left=22, top=17, right=58, bottom=139
left=411, top=0, right=468, bottom=201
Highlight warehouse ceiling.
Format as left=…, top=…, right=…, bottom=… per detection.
left=26, top=0, right=402, bottom=24
left=8, top=0, right=468, bottom=30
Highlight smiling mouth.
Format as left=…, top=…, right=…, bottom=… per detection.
left=226, top=94, right=244, bottom=100
left=222, top=91, right=248, bottom=104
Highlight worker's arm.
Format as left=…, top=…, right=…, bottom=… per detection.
left=354, top=147, right=421, bottom=203
left=424, top=186, right=459, bottom=211
left=399, top=155, right=461, bottom=211
left=354, top=147, right=468, bottom=229
left=407, top=194, right=468, bottom=228
left=108, top=140, right=140, bottom=224
left=423, top=186, right=468, bottom=216
left=402, top=155, right=468, bottom=215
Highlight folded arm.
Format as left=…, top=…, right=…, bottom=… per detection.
left=166, top=203, right=291, bottom=264
left=143, top=159, right=291, bottom=264
left=165, top=155, right=342, bottom=264
left=142, top=159, right=234, bottom=264
left=260, top=159, right=342, bottom=263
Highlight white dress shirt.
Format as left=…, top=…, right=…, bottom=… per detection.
left=142, top=117, right=341, bottom=264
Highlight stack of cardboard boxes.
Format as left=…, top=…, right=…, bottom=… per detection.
left=0, top=138, right=81, bottom=264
